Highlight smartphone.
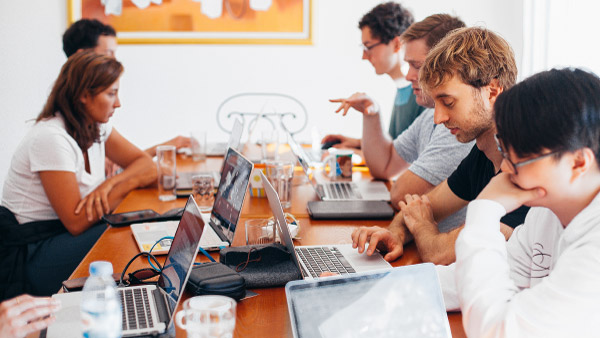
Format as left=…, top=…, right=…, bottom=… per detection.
left=102, top=209, right=161, bottom=227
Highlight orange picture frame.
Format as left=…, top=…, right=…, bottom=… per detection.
left=67, top=0, right=312, bottom=45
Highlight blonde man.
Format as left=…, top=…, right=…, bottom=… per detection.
left=352, top=27, right=529, bottom=265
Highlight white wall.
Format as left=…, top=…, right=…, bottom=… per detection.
left=0, top=0, right=523, bottom=196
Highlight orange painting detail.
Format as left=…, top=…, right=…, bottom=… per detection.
left=78, top=0, right=306, bottom=34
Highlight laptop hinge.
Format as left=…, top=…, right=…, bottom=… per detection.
left=209, top=220, right=231, bottom=243
left=152, top=288, right=170, bottom=325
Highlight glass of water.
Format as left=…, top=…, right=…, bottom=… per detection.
left=192, top=173, right=215, bottom=213
left=156, top=145, right=176, bottom=201
left=265, top=160, right=294, bottom=209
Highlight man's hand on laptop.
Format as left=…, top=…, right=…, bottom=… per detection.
left=320, top=134, right=361, bottom=150
left=351, top=226, right=404, bottom=262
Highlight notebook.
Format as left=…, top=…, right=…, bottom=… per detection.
left=285, top=263, right=451, bottom=338
left=260, top=171, right=391, bottom=280
left=286, top=130, right=390, bottom=201
left=176, top=118, right=243, bottom=191
left=131, top=148, right=254, bottom=253
left=47, top=196, right=205, bottom=338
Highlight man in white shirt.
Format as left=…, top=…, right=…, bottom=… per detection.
left=413, top=68, right=600, bottom=336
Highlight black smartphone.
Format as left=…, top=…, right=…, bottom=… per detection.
left=102, top=209, right=161, bottom=227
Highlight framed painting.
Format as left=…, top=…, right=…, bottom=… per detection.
left=67, top=0, right=312, bottom=45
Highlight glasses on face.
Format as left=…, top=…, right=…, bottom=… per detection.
left=361, top=41, right=385, bottom=53
left=494, top=134, right=560, bottom=174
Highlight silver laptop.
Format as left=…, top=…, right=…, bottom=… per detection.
left=285, top=263, right=451, bottom=338
left=176, top=118, right=243, bottom=190
left=132, top=148, right=254, bottom=253
left=207, top=117, right=244, bottom=156
left=48, top=196, right=205, bottom=338
left=260, top=171, right=391, bottom=280
left=286, top=131, right=390, bottom=201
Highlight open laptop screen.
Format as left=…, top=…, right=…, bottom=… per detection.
left=211, top=148, right=253, bottom=242
left=157, top=197, right=205, bottom=319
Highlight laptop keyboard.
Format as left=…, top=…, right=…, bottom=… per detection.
left=119, top=288, right=154, bottom=331
left=325, top=182, right=362, bottom=200
left=295, top=247, right=356, bottom=278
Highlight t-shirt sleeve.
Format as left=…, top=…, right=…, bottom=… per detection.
left=29, top=128, right=80, bottom=173
left=447, top=145, right=479, bottom=200
left=407, top=126, right=473, bottom=186
left=392, top=112, right=422, bottom=163
left=99, top=121, right=113, bottom=142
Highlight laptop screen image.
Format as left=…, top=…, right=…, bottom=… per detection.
left=158, top=196, right=206, bottom=319
left=210, top=148, right=253, bottom=242
left=285, top=263, right=451, bottom=338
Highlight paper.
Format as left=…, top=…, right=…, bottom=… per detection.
left=103, top=0, right=122, bottom=16
left=250, top=0, right=271, bottom=11
left=200, top=0, right=223, bottom=19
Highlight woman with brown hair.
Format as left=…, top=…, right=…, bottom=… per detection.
left=0, top=50, right=155, bottom=297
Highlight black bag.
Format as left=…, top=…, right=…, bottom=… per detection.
left=219, top=243, right=301, bottom=288
left=186, top=262, right=246, bottom=301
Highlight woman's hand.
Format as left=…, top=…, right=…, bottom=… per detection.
left=74, top=179, right=116, bottom=221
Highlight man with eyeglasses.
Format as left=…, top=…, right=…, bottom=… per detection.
left=351, top=27, right=530, bottom=265
left=332, top=14, right=473, bottom=235
left=321, top=2, right=423, bottom=149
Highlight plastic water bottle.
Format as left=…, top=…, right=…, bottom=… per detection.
left=80, top=261, right=122, bottom=338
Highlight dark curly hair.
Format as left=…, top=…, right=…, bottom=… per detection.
left=63, top=19, right=116, bottom=57
left=358, top=2, right=414, bottom=44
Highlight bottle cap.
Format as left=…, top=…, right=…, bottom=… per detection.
left=89, top=261, right=113, bottom=276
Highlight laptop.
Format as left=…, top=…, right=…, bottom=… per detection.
left=286, top=130, right=390, bottom=201
left=132, top=148, right=254, bottom=253
left=260, top=171, right=391, bottom=280
left=285, top=263, right=451, bottom=338
left=207, top=117, right=244, bottom=156
left=176, top=118, right=243, bottom=191
left=48, top=196, right=205, bottom=338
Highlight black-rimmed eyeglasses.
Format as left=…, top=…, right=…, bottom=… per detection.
left=361, top=41, right=385, bottom=53
left=494, top=134, right=560, bottom=175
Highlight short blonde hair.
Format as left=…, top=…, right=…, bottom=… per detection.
left=419, top=27, right=517, bottom=93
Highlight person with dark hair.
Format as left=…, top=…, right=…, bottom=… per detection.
left=62, top=19, right=190, bottom=163
left=434, top=67, right=600, bottom=336
left=352, top=27, right=530, bottom=265
left=0, top=51, right=156, bottom=297
left=62, top=19, right=117, bottom=58
left=331, top=14, right=472, bottom=237
left=322, top=2, right=423, bottom=149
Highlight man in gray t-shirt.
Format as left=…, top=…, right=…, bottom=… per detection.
left=330, top=14, right=470, bottom=233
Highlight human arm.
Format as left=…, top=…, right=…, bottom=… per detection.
left=390, top=170, right=435, bottom=209
left=328, top=93, right=408, bottom=178
left=398, top=180, right=469, bottom=265
left=350, top=213, right=412, bottom=262
left=73, top=128, right=156, bottom=222
left=144, top=135, right=190, bottom=157
left=0, top=294, right=61, bottom=338
left=450, top=173, right=598, bottom=337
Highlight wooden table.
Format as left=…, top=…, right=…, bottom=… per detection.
left=68, top=154, right=466, bottom=338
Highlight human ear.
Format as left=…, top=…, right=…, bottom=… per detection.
left=486, top=78, right=503, bottom=105
left=570, top=148, right=595, bottom=183
left=392, top=36, right=402, bottom=53
left=80, top=91, right=90, bottom=105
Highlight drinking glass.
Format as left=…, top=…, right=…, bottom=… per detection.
left=156, top=145, right=176, bottom=201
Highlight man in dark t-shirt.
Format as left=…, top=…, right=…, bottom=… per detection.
left=447, top=146, right=529, bottom=227
left=351, top=27, right=527, bottom=265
